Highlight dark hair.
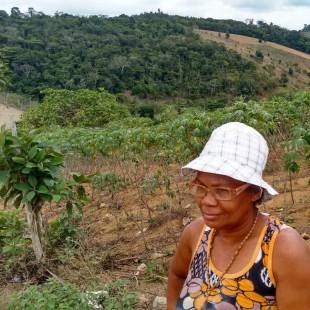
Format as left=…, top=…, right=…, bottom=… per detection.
left=247, top=185, right=268, bottom=206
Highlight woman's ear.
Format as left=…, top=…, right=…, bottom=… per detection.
left=250, top=186, right=263, bottom=202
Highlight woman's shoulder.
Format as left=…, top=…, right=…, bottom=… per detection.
left=272, top=225, right=310, bottom=284
left=184, top=216, right=206, bottom=234
left=275, top=226, right=310, bottom=253
left=179, top=217, right=206, bottom=246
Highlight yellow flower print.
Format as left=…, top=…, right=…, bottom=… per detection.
left=262, top=242, right=269, bottom=267
left=262, top=305, right=278, bottom=310
left=261, top=297, right=278, bottom=310
left=222, top=278, right=267, bottom=309
left=190, top=282, right=222, bottom=309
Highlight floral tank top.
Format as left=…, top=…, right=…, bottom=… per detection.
left=176, top=215, right=286, bottom=310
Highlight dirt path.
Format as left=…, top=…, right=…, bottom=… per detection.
left=0, top=103, right=23, bottom=129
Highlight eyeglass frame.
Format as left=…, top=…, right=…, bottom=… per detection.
left=189, top=182, right=251, bottom=201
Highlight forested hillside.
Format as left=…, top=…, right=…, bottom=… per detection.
left=1, top=8, right=309, bottom=103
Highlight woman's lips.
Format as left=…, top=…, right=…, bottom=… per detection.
left=203, top=213, right=221, bottom=220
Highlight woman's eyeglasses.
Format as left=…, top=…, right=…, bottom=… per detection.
left=189, top=182, right=250, bottom=201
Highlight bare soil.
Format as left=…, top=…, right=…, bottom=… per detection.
left=0, top=103, right=23, bottom=129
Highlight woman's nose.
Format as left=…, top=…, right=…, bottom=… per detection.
left=200, top=191, right=218, bottom=206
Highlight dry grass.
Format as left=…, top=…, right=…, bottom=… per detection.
left=196, top=29, right=310, bottom=92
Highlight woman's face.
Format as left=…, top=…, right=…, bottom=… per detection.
left=194, top=172, right=258, bottom=231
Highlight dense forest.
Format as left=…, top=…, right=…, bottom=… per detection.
left=0, top=8, right=309, bottom=102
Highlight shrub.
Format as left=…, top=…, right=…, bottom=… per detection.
left=7, top=278, right=138, bottom=310
left=20, top=88, right=130, bottom=129
left=0, top=209, right=30, bottom=270
left=7, top=278, right=92, bottom=310
left=46, top=212, right=84, bottom=249
left=255, top=50, right=264, bottom=60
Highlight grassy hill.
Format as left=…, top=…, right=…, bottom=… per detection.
left=196, top=30, right=310, bottom=92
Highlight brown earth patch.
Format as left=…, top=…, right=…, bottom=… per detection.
left=0, top=103, right=23, bottom=129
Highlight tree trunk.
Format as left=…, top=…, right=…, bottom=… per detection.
left=25, top=202, right=45, bottom=263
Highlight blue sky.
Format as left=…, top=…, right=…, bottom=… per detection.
left=2, top=0, right=310, bottom=30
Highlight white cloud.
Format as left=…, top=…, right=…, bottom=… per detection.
left=222, top=0, right=275, bottom=10
left=284, top=0, right=310, bottom=6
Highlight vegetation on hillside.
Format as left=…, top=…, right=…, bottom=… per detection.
left=20, top=88, right=130, bottom=128
left=2, top=8, right=308, bottom=101
left=26, top=91, right=308, bottom=162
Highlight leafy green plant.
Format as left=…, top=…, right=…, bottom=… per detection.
left=157, top=200, right=171, bottom=210
left=283, top=126, right=310, bottom=183
left=89, top=280, right=138, bottom=310
left=7, top=277, right=92, bottom=310
left=145, top=260, right=167, bottom=283
left=0, top=126, right=90, bottom=262
left=7, top=277, right=138, bottom=310
left=47, top=211, right=85, bottom=249
left=280, top=125, right=310, bottom=211
left=20, top=88, right=130, bottom=129
left=141, top=171, right=175, bottom=198
left=0, top=209, right=30, bottom=270
left=91, top=172, right=129, bottom=200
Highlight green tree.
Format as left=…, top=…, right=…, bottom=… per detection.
left=20, top=88, right=130, bottom=128
left=0, top=127, right=89, bottom=262
left=0, top=60, right=11, bottom=91
left=255, top=50, right=264, bottom=60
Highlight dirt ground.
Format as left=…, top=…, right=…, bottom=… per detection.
left=0, top=103, right=23, bottom=129
left=1, top=160, right=309, bottom=309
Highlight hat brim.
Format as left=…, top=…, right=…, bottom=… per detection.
left=182, top=154, right=278, bottom=196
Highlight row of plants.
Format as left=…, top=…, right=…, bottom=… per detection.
left=27, top=91, right=309, bottom=166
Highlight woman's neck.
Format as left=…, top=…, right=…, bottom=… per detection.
left=215, top=208, right=260, bottom=244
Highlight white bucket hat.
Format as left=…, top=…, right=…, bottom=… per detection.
left=182, top=122, right=278, bottom=196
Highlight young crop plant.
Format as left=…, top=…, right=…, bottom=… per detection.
left=282, top=126, right=310, bottom=184
left=91, top=171, right=129, bottom=200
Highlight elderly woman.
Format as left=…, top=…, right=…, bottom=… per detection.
left=167, top=122, right=310, bottom=309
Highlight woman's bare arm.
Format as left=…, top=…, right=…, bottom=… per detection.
left=167, top=217, right=205, bottom=310
left=273, top=228, right=310, bottom=309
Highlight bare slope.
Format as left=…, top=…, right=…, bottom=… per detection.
left=0, top=103, right=23, bottom=128
left=196, top=29, right=310, bottom=92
